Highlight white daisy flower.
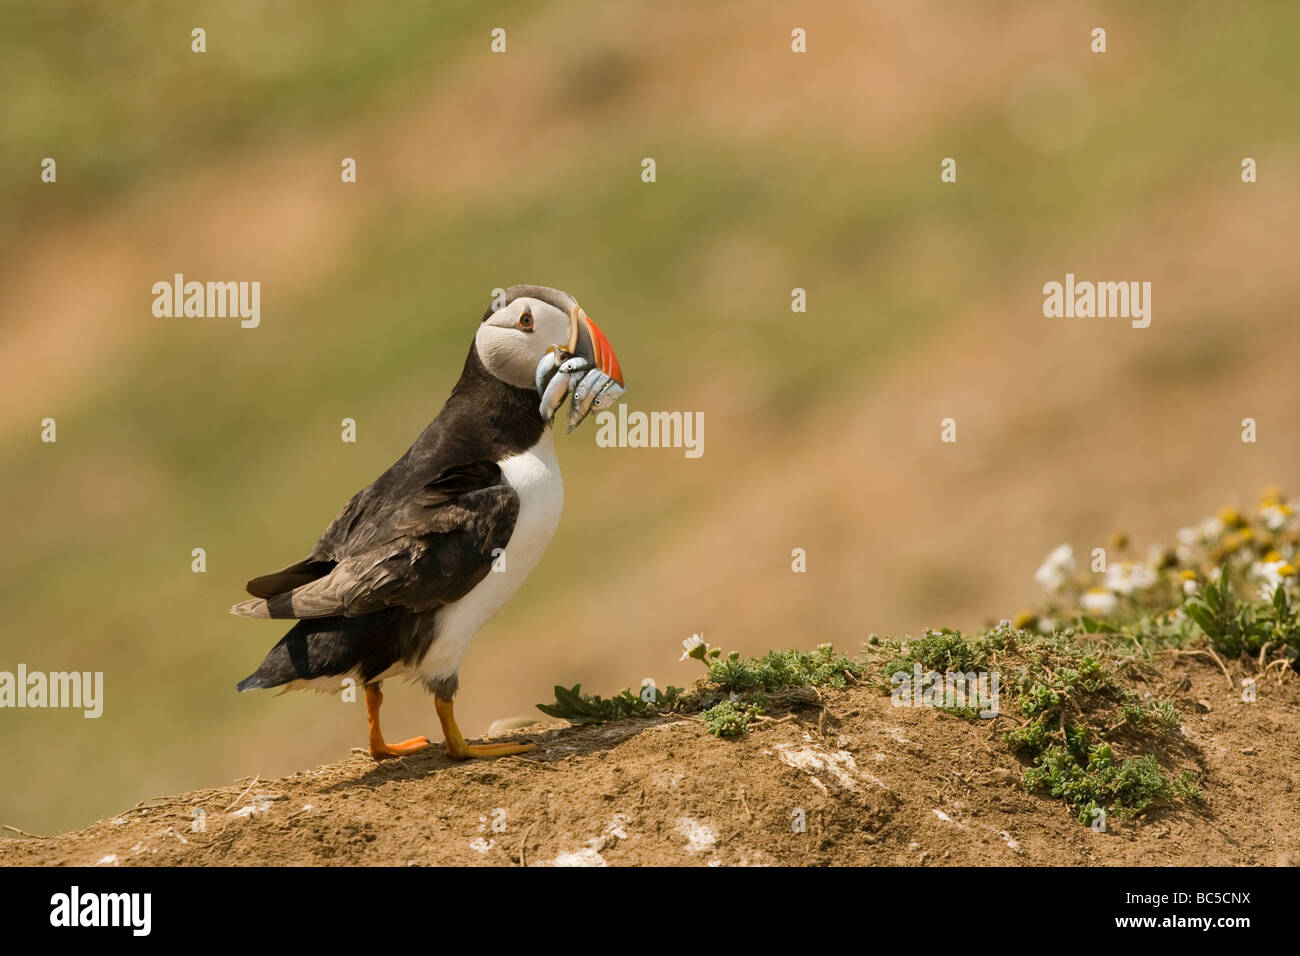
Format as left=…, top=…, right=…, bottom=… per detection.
left=1181, top=517, right=1224, bottom=545
left=1248, top=559, right=1295, bottom=600
left=1081, top=588, right=1118, bottom=616
left=1260, top=504, right=1293, bottom=531
left=1035, top=544, right=1075, bottom=592
left=1104, top=561, right=1157, bottom=595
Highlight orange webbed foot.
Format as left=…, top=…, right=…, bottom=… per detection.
left=435, top=695, right=536, bottom=760
left=444, top=740, right=536, bottom=760
left=370, top=735, right=431, bottom=761
left=364, top=683, right=431, bottom=761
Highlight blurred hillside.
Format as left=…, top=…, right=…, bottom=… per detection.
left=2, top=0, right=1299, bottom=833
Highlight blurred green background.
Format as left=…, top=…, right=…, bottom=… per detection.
left=2, top=0, right=1299, bottom=833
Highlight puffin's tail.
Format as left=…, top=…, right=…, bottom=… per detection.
left=236, top=610, right=403, bottom=693
left=235, top=671, right=272, bottom=693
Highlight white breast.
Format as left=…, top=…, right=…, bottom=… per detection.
left=414, top=431, right=565, bottom=687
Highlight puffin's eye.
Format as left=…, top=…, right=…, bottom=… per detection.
left=517, top=309, right=534, bottom=332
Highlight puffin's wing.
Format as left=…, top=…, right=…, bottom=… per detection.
left=244, top=558, right=337, bottom=600
left=232, top=460, right=518, bottom=619
left=306, top=456, right=507, bottom=557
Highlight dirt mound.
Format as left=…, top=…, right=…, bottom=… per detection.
left=2, top=656, right=1294, bottom=867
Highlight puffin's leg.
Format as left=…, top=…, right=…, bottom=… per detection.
left=435, top=695, right=535, bottom=760
left=365, top=683, right=430, bottom=760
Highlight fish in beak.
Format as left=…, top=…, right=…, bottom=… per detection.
left=535, top=305, right=625, bottom=430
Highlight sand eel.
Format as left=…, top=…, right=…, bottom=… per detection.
left=233, top=286, right=625, bottom=760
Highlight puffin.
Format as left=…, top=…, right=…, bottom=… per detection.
left=232, top=285, right=624, bottom=760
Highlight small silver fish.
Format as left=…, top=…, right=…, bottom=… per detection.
left=538, top=369, right=572, bottom=423
left=567, top=369, right=610, bottom=433
left=557, top=356, right=590, bottom=376
left=534, top=348, right=583, bottom=395
left=534, top=350, right=562, bottom=395
left=591, top=379, right=625, bottom=411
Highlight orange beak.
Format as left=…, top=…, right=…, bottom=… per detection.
left=568, top=306, right=624, bottom=387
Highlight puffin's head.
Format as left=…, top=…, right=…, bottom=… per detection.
left=476, top=285, right=623, bottom=392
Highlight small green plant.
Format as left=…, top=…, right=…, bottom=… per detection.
left=700, top=699, right=763, bottom=738
left=865, top=623, right=1201, bottom=825
left=1024, top=745, right=1201, bottom=824
left=541, top=640, right=859, bottom=735
left=998, top=633, right=1194, bottom=821
left=704, top=644, right=864, bottom=692
left=536, top=683, right=683, bottom=724
left=882, top=626, right=998, bottom=676
left=1185, top=573, right=1300, bottom=661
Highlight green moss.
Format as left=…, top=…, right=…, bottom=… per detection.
left=700, top=700, right=763, bottom=739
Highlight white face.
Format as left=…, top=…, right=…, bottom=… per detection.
left=475, top=297, right=572, bottom=389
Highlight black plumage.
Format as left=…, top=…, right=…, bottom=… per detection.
left=234, top=284, right=620, bottom=761
left=235, top=338, right=539, bottom=699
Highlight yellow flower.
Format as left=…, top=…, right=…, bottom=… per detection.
left=1280, top=564, right=1297, bottom=578
left=1178, top=569, right=1198, bottom=581
left=1223, top=528, right=1255, bottom=552
left=1012, top=610, right=1037, bottom=630
left=1218, top=507, right=1246, bottom=529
